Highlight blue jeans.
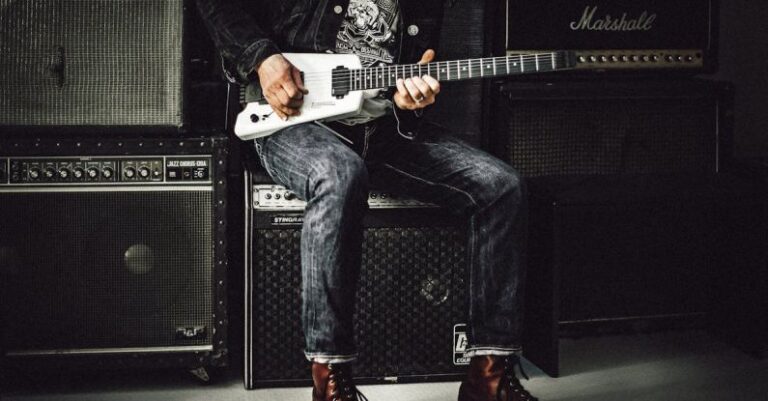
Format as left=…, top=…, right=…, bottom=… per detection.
left=254, top=118, right=527, bottom=363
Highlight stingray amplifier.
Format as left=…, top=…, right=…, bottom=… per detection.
left=500, top=0, right=719, bottom=73
left=245, top=177, right=470, bottom=388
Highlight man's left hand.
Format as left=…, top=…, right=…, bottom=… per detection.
left=394, top=49, right=440, bottom=110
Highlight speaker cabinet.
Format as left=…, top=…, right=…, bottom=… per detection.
left=0, top=137, right=228, bottom=370
left=523, top=175, right=717, bottom=377
left=244, top=173, right=470, bottom=388
left=0, top=0, right=184, bottom=129
left=491, top=79, right=731, bottom=178
left=489, top=79, right=745, bottom=376
left=711, top=159, right=768, bottom=360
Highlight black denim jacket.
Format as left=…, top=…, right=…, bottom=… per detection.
left=196, top=0, right=445, bottom=139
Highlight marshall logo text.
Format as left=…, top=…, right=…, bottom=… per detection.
left=570, top=6, right=657, bottom=32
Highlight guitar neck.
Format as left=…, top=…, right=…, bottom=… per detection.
left=346, top=51, right=576, bottom=92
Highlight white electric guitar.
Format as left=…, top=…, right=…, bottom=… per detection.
left=234, top=51, right=577, bottom=140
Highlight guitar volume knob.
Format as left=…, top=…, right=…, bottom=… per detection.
left=250, top=114, right=260, bottom=123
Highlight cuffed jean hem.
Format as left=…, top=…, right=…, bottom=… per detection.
left=464, top=345, right=523, bottom=358
left=304, top=352, right=358, bottom=364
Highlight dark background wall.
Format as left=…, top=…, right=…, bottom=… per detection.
left=715, top=1, right=768, bottom=158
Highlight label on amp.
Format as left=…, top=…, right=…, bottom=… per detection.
left=453, top=323, right=470, bottom=365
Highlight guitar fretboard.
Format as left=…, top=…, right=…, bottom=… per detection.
left=344, top=52, right=574, bottom=92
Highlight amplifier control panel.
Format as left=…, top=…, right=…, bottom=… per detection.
left=253, top=184, right=437, bottom=210
left=509, top=49, right=704, bottom=70
left=0, top=156, right=212, bottom=185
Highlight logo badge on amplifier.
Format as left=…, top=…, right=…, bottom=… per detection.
left=570, top=6, right=657, bottom=32
left=453, top=324, right=470, bottom=365
left=272, top=215, right=304, bottom=226
left=176, top=326, right=207, bottom=341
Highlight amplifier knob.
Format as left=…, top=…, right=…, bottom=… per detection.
left=609, top=55, right=618, bottom=62
left=87, top=167, right=99, bottom=179
left=598, top=55, right=607, bottom=63
left=685, top=55, right=694, bottom=62
left=631, top=55, right=639, bottom=62
left=73, top=167, right=85, bottom=179
left=676, top=55, right=684, bottom=62
left=44, top=167, right=56, bottom=179
left=123, top=166, right=136, bottom=179
left=274, top=193, right=281, bottom=200
left=641, top=55, right=650, bottom=62
left=578, top=56, right=587, bottom=63
left=138, top=166, right=151, bottom=178
left=28, top=168, right=41, bottom=180
left=102, top=166, right=114, bottom=179
left=58, top=168, right=70, bottom=179
left=665, top=55, right=674, bottom=62
left=588, top=55, right=597, bottom=63
left=621, top=55, right=629, bottom=62
left=264, top=193, right=272, bottom=200
left=284, top=191, right=296, bottom=200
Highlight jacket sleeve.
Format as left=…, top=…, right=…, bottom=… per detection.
left=195, top=0, right=281, bottom=83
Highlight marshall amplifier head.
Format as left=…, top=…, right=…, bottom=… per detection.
left=500, top=0, right=718, bottom=73
left=0, top=136, right=229, bottom=371
left=245, top=175, right=471, bottom=388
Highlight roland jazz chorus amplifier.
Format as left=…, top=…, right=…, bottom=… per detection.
left=244, top=172, right=470, bottom=388
left=0, top=137, right=229, bottom=370
left=500, top=0, right=719, bottom=73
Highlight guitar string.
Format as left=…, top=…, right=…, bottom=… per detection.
left=300, top=64, right=567, bottom=87
left=296, top=53, right=567, bottom=83
left=299, top=53, right=565, bottom=79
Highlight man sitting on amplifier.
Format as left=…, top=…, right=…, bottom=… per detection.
left=198, top=1, right=537, bottom=400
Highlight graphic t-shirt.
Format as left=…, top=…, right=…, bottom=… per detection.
left=335, top=0, right=401, bottom=125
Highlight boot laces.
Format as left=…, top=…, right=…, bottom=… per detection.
left=502, top=356, right=538, bottom=401
left=328, top=364, right=369, bottom=401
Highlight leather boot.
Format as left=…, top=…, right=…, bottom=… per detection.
left=312, top=362, right=368, bottom=401
left=458, top=355, right=538, bottom=401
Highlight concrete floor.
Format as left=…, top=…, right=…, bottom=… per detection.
left=2, top=330, right=766, bottom=401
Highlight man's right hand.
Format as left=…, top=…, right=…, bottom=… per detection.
left=257, top=54, right=308, bottom=121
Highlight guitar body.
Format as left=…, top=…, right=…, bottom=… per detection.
left=234, top=53, right=366, bottom=141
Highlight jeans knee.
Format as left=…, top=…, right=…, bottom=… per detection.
left=473, top=163, right=523, bottom=211
left=309, top=153, right=369, bottom=206
left=501, top=167, right=523, bottom=203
